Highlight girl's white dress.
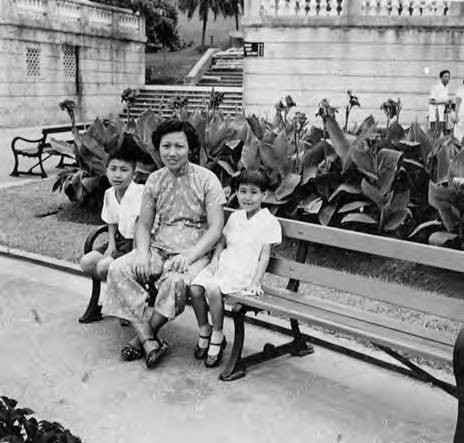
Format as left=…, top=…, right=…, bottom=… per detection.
left=192, top=208, right=282, bottom=294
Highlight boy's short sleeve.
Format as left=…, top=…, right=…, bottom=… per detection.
left=101, top=189, right=117, bottom=224
left=222, top=212, right=235, bottom=238
left=264, top=215, right=282, bottom=245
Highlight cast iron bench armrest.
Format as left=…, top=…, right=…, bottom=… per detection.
left=84, top=224, right=108, bottom=254
left=11, top=136, right=44, bottom=146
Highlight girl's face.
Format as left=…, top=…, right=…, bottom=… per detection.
left=106, top=159, right=134, bottom=192
left=237, top=183, right=266, bottom=217
left=159, top=131, right=189, bottom=173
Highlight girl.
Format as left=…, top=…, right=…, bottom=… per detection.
left=190, top=168, right=282, bottom=368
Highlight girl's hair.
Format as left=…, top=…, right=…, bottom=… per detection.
left=237, top=168, right=270, bottom=192
left=107, top=133, right=138, bottom=169
left=151, top=119, right=200, bottom=153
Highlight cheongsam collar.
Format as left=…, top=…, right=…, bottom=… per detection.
left=168, top=161, right=191, bottom=177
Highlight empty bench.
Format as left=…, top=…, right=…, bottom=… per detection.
left=10, top=123, right=87, bottom=178
left=219, top=210, right=464, bottom=401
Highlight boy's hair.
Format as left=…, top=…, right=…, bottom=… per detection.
left=151, top=119, right=200, bottom=153
left=107, top=133, right=138, bottom=169
left=440, top=69, right=450, bottom=78
left=236, top=168, right=270, bottom=192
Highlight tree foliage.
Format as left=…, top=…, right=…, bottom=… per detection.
left=94, top=0, right=181, bottom=49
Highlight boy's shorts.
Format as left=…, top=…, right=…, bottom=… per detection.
left=94, top=231, right=133, bottom=259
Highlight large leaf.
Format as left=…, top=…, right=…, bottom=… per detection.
left=329, top=183, right=361, bottom=202
left=318, top=203, right=336, bottom=225
left=448, top=148, right=464, bottom=191
left=408, top=121, right=432, bottom=164
left=48, top=138, right=76, bottom=158
left=217, top=160, right=238, bottom=176
left=246, top=114, right=265, bottom=139
left=408, top=220, right=442, bottom=239
left=188, top=109, right=207, bottom=147
left=428, top=136, right=461, bottom=183
left=135, top=109, right=160, bottom=161
left=428, top=231, right=459, bottom=247
left=350, top=142, right=377, bottom=181
left=275, top=173, right=301, bottom=201
left=337, top=200, right=369, bottom=213
left=240, top=126, right=261, bottom=169
left=302, top=197, right=323, bottom=214
left=376, top=148, right=403, bottom=195
left=361, top=179, right=387, bottom=209
left=325, top=113, right=351, bottom=169
left=341, top=213, right=377, bottom=225
left=428, top=180, right=460, bottom=232
left=300, top=140, right=331, bottom=185
left=382, top=209, right=409, bottom=231
left=259, top=130, right=290, bottom=175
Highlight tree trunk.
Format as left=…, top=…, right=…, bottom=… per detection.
left=201, top=9, right=208, bottom=47
left=235, top=11, right=239, bottom=30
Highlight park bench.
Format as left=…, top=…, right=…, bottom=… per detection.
left=218, top=209, right=464, bottom=398
left=78, top=211, right=464, bottom=397
left=10, top=123, right=86, bottom=179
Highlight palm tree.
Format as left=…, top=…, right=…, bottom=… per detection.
left=230, top=0, right=243, bottom=31
left=178, top=0, right=236, bottom=47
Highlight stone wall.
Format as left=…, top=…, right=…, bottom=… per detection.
left=242, top=0, right=464, bottom=126
left=0, top=0, right=146, bottom=128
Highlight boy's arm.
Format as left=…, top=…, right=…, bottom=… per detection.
left=248, top=244, right=272, bottom=294
left=105, top=224, right=118, bottom=255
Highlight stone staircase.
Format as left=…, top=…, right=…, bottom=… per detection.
left=123, top=85, right=243, bottom=119
left=197, top=47, right=243, bottom=87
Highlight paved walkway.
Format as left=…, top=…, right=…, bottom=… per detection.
left=0, top=255, right=457, bottom=443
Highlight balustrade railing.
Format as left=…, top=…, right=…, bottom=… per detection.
left=8, top=0, right=145, bottom=39
left=257, top=0, right=462, bottom=17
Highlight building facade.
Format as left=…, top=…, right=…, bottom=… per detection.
left=242, top=0, right=464, bottom=125
left=0, top=0, right=145, bottom=127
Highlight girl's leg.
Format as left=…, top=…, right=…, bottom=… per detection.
left=80, top=251, right=104, bottom=278
left=190, top=284, right=212, bottom=359
left=205, top=284, right=226, bottom=367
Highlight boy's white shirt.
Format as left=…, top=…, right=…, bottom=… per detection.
left=101, top=181, right=144, bottom=239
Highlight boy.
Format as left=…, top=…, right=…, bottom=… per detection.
left=80, top=135, right=144, bottom=281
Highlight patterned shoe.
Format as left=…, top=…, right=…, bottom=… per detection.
left=121, top=342, right=144, bottom=362
left=144, top=338, right=169, bottom=369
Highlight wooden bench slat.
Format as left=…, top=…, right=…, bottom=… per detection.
left=267, top=257, right=464, bottom=322
left=278, top=217, right=464, bottom=274
left=224, top=292, right=453, bottom=364
left=261, top=285, right=456, bottom=347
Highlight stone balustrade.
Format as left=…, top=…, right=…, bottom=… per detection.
left=4, top=0, right=145, bottom=40
left=250, top=0, right=464, bottom=21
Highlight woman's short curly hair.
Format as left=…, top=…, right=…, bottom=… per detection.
left=151, top=119, right=201, bottom=153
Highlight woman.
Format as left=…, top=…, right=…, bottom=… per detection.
left=103, top=119, right=226, bottom=368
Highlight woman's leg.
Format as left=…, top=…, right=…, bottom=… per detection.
left=80, top=251, right=104, bottom=279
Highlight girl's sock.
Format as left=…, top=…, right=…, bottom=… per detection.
left=198, top=324, right=212, bottom=348
left=208, top=329, right=224, bottom=356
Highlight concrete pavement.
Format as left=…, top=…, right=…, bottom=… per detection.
left=0, top=254, right=457, bottom=443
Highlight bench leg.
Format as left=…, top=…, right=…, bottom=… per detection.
left=289, top=319, right=314, bottom=357
left=79, top=278, right=103, bottom=323
left=56, top=155, right=65, bottom=168
left=454, top=328, right=464, bottom=442
left=38, top=153, right=47, bottom=178
left=10, top=150, right=20, bottom=177
left=220, top=303, right=246, bottom=381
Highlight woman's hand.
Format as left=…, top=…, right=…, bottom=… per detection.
left=164, top=252, right=193, bottom=273
left=133, top=250, right=151, bottom=284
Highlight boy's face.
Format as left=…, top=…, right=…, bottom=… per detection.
left=237, top=183, right=266, bottom=217
left=106, top=159, right=134, bottom=191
